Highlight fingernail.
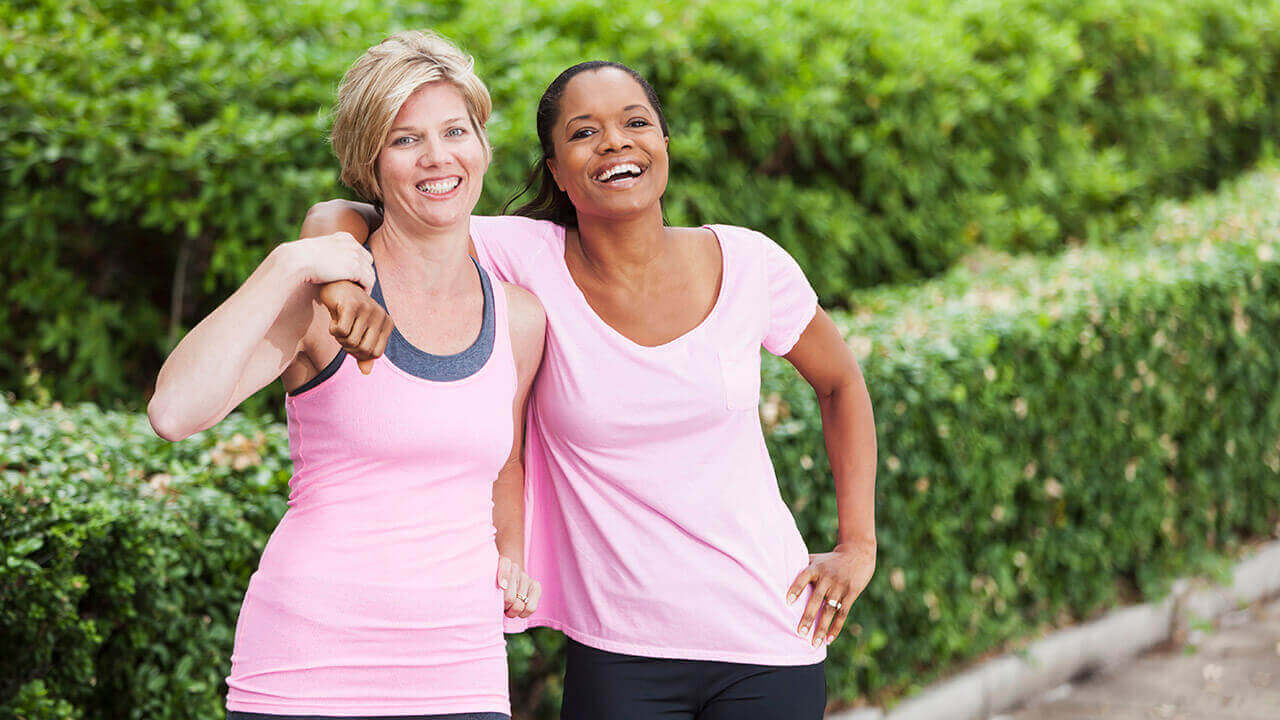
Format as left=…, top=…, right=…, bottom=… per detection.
left=787, top=593, right=797, bottom=604
left=499, top=578, right=508, bottom=589
left=798, top=625, right=809, bottom=637
left=826, top=634, right=835, bottom=644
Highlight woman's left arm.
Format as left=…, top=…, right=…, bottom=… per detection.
left=782, top=308, right=878, bottom=647
left=493, top=284, right=547, bottom=619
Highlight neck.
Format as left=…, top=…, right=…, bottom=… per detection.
left=371, top=209, right=472, bottom=291
left=574, top=204, right=668, bottom=284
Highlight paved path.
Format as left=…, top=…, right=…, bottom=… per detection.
left=998, top=598, right=1280, bottom=720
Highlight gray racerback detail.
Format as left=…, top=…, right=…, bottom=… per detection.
left=370, top=255, right=495, bottom=382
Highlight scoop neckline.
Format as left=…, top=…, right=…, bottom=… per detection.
left=370, top=253, right=495, bottom=382
left=554, top=223, right=727, bottom=352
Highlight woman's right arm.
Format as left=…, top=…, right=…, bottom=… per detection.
left=302, top=199, right=380, bottom=243
left=147, top=233, right=375, bottom=441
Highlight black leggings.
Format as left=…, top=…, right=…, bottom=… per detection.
left=559, top=638, right=826, bottom=720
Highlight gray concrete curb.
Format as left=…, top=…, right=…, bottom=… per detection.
left=826, top=540, right=1280, bottom=720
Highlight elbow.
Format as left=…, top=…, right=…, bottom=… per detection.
left=305, top=199, right=349, bottom=222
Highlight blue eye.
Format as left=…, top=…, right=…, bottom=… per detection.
left=446, top=127, right=466, bottom=138
left=392, top=136, right=414, bottom=146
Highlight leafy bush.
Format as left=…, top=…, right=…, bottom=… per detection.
left=5, top=167, right=1280, bottom=718
left=780, top=166, right=1280, bottom=702
left=4, top=0, right=1280, bottom=406
left=0, top=405, right=289, bottom=719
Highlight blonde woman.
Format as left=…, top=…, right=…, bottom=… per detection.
left=147, top=32, right=545, bottom=719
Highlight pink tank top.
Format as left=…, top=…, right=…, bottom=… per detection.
left=226, top=260, right=516, bottom=716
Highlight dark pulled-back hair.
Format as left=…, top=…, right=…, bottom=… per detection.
left=504, top=61, right=669, bottom=228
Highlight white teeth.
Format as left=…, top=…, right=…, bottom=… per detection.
left=416, top=177, right=461, bottom=194
left=595, top=163, right=642, bottom=182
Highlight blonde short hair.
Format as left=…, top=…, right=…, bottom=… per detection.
left=331, top=30, right=492, bottom=202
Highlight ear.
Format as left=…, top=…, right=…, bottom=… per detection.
left=546, top=157, right=564, bottom=192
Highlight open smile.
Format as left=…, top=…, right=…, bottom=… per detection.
left=591, top=161, right=645, bottom=188
left=415, top=176, right=462, bottom=197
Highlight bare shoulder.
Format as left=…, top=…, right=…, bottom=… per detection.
left=502, top=283, right=546, bottom=354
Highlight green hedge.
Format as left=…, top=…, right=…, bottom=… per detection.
left=5, top=166, right=1280, bottom=717
left=5, top=0, right=1280, bottom=406
left=779, top=166, right=1280, bottom=703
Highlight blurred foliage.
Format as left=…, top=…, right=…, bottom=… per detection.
left=5, top=167, right=1280, bottom=718
left=4, top=0, right=1280, bottom=407
left=777, top=166, right=1280, bottom=703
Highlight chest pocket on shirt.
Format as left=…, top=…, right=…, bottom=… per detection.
left=718, top=349, right=761, bottom=411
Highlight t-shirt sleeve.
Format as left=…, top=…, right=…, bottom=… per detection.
left=470, top=215, right=554, bottom=288
left=760, top=232, right=819, bottom=356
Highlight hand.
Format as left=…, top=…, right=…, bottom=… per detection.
left=787, top=539, right=876, bottom=647
left=497, top=555, right=541, bottom=619
left=319, top=280, right=393, bottom=374
left=287, top=231, right=376, bottom=289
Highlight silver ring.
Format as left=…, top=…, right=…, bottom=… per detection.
left=826, top=598, right=842, bottom=611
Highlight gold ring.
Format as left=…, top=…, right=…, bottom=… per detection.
left=515, top=593, right=528, bottom=603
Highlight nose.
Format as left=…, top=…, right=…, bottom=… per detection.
left=596, top=124, right=632, bottom=154
left=415, top=136, right=450, bottom=168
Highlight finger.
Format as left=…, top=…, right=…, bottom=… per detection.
left=501, top=561, right=517, bottom=599
left=506, top=576, right=528, bottom=619
left=501, top=562, right=522, bottom=614
left=787, top=566, right=815, bottom=605
left=514, top=569, right=533, bottom=609
left=521, top=580, right=542, bottom=618
left=345, top=313, right=370, bottom=353
left=496, top=556, right=512, bottom=591
left=812, top=586, right=846, bottom=647
left=353, top=245, right=376, bottom=288
left=330, top=304, right=356, bottom=340
left=824, top=599, right=852, bottom=646
left=370, top=315, right=394, bottom=359
left=357, top=357, right=375, bottom=375
left=357, top=312, right=385, bottom=359
left=798, top=576, right=833, bottom=640
left=355, top=261, right=376, bottom=291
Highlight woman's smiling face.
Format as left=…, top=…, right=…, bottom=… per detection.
left=377, top=81, right=489, bottom=231
left=546, top=67, right=669, bottom=222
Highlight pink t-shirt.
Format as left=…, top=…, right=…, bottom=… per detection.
left=472, top=216, right=826, bottom=665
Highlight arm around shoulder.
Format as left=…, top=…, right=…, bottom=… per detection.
left=504, top=283, right=547, bottom=384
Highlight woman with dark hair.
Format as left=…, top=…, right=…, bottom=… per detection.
left=306, top=59, right=877, bottom=719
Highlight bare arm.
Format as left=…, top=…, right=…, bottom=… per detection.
left=493, top=284, right=547, bottom=618
left=147, top=234, right=374, bottom=441
left=782, top=308, right=878, bottom=647
left=302, top=199, right=380, bottom=243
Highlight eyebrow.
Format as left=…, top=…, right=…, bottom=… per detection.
left=564, top=105, right=652, bottom=125
left=389, top=117, right=468, bottom=133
